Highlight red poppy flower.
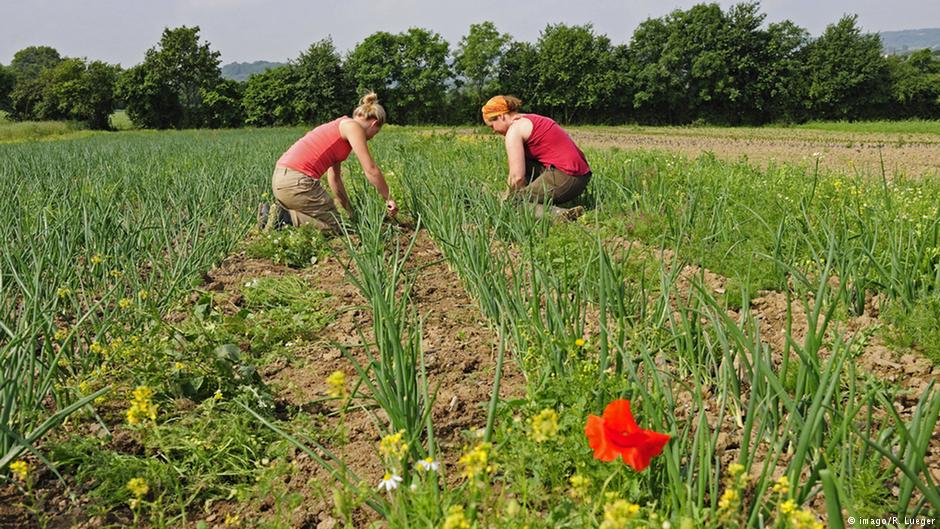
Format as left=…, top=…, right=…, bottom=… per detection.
left=585, top=399, right=670, bottom=471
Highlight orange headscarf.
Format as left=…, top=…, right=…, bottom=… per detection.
left=481, top=96, right=510, bottom=121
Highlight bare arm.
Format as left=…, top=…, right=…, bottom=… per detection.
left=342, top=120, right=390, bottom=200
left=326, top=162, right=351, bottom=213
left=505, top=125, right=528, bottom=190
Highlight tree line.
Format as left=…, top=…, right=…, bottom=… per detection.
left=2, top=3, right=939, bottom=130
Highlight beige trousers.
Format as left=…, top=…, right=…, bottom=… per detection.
left=515, top=159, right=591, bottom=204
left=271, top=166, right=342, bottom=234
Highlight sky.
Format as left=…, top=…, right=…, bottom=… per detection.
left=1, top=0, right=939, bottom=67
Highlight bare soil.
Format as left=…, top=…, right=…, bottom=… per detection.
left=569, top=127, right=940, bottom=179
left=0, top=229, right=524, bottom=529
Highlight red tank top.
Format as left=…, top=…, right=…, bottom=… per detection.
left=521, top=114, right=590, bottom=177
left=276, top=117, right=353, bottom=179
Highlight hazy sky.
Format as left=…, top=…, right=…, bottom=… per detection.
left=2, top=0, right=939, bottom=67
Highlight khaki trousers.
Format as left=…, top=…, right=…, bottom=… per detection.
left=515, top=159, right=591, bottom=204
left=271, top=166, right=342, bottom=234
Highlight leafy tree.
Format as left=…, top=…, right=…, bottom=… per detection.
left=346, top=28, right=450, bottom=124
left=242, top=66, right=299, bottom=126
left=292, top=39, right=349, bottom=123
left=627, top=16, right=677, bottom=123
left=35, top=58, right=120, bottom=129
left=9, top=46, right=62, bottom=81
left=116, top=63, right=180, bottom=129
left=454, top=22, right=512, bottom=102
left=202, top=78, right=244, bottom=128
left=804, top=15, right=890, bottom=120
left=886, top=49, right=940, bottom=118
left=8, top=46, right=63, bottom=120
left=531, top=24, right=625, bottom=123
left=496, top=41, right=539, bottom=107
left=760, top=20, right=811, bottom=123
left=0, top=65, right=14, bottom=112
left=118, top=26, right=224, bottom=128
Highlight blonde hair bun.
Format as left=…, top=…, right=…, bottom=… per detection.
left=354, top=92, right=387, bottom=124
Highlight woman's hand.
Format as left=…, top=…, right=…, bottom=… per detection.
left=386, top=199, right=398, bottom=218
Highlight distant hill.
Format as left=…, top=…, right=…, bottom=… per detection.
left=880, top=28, right=940, bottom=55
left=221, top=61, right=285, bottom=82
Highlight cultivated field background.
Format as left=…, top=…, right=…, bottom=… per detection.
left=1, top=123, right=939, bottom=528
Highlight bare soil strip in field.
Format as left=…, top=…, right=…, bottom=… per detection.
left=192, top=230, right=524, bottom=527
left=0, top=230, right=524, bottom=528
left=569, top=127, right=940, bottom=178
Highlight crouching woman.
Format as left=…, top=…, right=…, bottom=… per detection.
left=264, top=92, right=397, bottom=232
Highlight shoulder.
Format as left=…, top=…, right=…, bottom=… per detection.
left=338, top=117, right=360, bottom=140
left=508, top=116, right=533, bottom=140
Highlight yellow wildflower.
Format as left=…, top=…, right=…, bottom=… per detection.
left=442, top=505, right=470, bottom=529
left=126, top=385, right=158, bottom=425
left=575, top=338, right=586, bottom=347
left=174, top=362, right=185, bottom=371
left=224, top=514, right=241, bottom=527
left=458, top=442, right=491, bottom=480
left=118, top=297, right=132, bottom=310
left=56, top=287, right=72, bottom=298
left=379, top=430, right=408, bottom=460
left=90, top=254, right=103, bottom=265
left=213, top=389, right=223, bottom=401
left=530, top=408, right=559, bottom=443
left=773, top=475, right=790, bottom=495
left=326, top=370, right=347, bottom=399
left=718, top=489, right=739, bottom=511
left=600, top=499, right=640, bottom=529
left=109, top=269, right=123, bottom=278
left=138, top=289, right=149, bottom=301
left=90, top=341, right=104, bottom=354
left=54, top=328, right=69, bottom=341
left=779, top=499, right=796, bottom=514
left=728, top=463, right=745, bottom=477
left=126, top=477, right=149, bottom=497
left=568, top=474, right=590, bottom=502
left=9, top=460, right=29, bottom=481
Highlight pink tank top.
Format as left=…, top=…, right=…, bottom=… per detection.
left=521, top=114, right=590, bottom=177
left=276, top=117, right=353, bottom=179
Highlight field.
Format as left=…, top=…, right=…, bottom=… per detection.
left=1, top=125, right=939, bottom=528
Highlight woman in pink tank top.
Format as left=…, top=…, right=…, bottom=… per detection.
left=481, top=95, right=591, bottom=220
left=259, top=92, right=398, bottom=233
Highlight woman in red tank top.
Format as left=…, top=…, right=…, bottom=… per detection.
left=259, top=92, right=398, bottom=233
left=482, top=95, right=591, bottom=220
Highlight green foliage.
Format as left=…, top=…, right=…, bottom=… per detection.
left=34, top=58, right=121, bottom=129
left=529, top=24, right=626, bottom=124
left=885, top=49, right=940, bottom=119
left=242, top=40, right=348, bottom=127
left=804, top=15, right=890, bottom=120
left=292, top=39, right=349, bottom=123
left=9, top=46, right=62, bottom=81
left=244, top=223, right=333, bottom=267
left=201, top=78, right=244, bottom=128
left=117, top=26, right=229, bottom=129
left=628, top=2, right=809, bottom=125
left=496, top=41, right=539, bottom=105
left=454, top=22, right=512, bottom=102
left=883, top=295, right=940, bottom=364
left=242, top=65, right=298, bottom=126
left=345, top=28, right=451, bottom=124
left=48, top=400, right=288, bottom=520
left=0, top=65, right=14, bottom=112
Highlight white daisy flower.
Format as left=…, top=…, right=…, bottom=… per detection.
left=416, top=458, right=440, bottom=472
left=377, top=473, right=402, bottom=492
